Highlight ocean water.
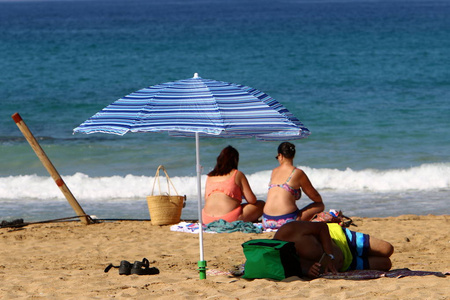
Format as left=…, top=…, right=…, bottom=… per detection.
left=0, top=0, right=449, bottom=222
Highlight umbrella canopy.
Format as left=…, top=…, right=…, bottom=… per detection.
left=74, top=73, right=310, bottom=140
left=73, top=73, right=310, bottom=279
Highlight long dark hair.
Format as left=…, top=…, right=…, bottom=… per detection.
left=208, top=145, right=239, bottom=176
left=278, top=142, right=296, bottom=159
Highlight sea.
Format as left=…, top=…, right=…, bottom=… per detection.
left=0, top=0, right=449, bottom=222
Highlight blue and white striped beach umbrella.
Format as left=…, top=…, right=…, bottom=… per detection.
left=73, top=73, right=310, bottom=279
left=73, top=73, right=310, bottom=140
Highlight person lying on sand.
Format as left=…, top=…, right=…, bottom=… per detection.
left=274, top=221, right=394, bottom=278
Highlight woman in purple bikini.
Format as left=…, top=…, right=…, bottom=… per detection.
left=263, top=142, right=325, bottom=229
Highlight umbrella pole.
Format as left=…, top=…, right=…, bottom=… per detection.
left=195, top=132, right=207, bottom=279
left=11, top=113, right=92, bottom=225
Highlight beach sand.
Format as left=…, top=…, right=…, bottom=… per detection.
left=1, top=214, right=449, bottom=299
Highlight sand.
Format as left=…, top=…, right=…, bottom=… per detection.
left=1, top=214, right=449, bottom=299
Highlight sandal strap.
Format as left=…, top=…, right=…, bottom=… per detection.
left=104, top=263, right=119, bottom=273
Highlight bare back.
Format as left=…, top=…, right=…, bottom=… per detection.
left=204, top=169, right=257, bottom=216
left=264, top=165, right=303, bottom=215
left=265, top=162, right=323, bottom=220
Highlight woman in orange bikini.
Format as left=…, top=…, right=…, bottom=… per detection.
left=263, top=142, right=324, bottom=229
left=202, top=146, right=265, bottom=225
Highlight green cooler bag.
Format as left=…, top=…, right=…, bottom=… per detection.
left=241, top=239, right=302, bottom=280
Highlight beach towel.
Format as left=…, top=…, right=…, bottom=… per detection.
left=170, top=220, right=276, bottom=234
left=206, top=219, right=262, bottom=233
left=321, top=268, right=449, bottom=279
left=170, top=222, right=205, bottom=233
left=207, top=265, right=449, bottom=279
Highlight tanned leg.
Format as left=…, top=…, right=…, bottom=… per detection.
left=241, top=200, right=265, bottom=222
left=298, top=202, right=325, bottom=221
left=367, top=236, right=394, bottom=271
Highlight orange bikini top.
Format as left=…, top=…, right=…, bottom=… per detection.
left=205, top=169, right=243, bottom=202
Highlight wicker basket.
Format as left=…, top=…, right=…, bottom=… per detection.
left=147, top=165, right=186, bottom=225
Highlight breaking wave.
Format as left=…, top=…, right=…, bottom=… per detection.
left=1, top=163, right=448, bottom=201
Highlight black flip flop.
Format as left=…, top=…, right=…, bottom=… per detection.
left=130, top=258, right=160, bottom=275
left=104, top=260, right=133, bottom=275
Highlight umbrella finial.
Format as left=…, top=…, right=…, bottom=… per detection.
left=193, top=73, right=199, bottom=78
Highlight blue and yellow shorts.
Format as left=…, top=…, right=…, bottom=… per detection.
left=344, top=228, right=370, bottom=270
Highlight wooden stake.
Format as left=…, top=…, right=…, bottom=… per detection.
left=11, top=113, right=91, bottom=225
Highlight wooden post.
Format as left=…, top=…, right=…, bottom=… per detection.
left=11, top=113, right=92, bottom=225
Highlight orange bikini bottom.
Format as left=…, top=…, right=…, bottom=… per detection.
left=201, top=206, right=242, bottom=225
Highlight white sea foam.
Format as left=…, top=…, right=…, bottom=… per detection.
left=1, top=163, right=448, bottom=201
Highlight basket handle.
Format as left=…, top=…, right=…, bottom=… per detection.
left=151, top=165, right=180, bottom=196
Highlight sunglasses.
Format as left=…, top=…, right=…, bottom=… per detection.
left=275, top=154, right=280, bottom=160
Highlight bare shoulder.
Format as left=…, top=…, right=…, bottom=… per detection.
left=288, top=167, right=304, bottom=181
left=293, top=168, right=308, bottom=179
left=294, top=167, right=305, bottom=175
left=275, top=221, right=327, bottom=239
left=274, top=221, right=308, bottom=239
left=235, top=169, right=247, bottom=180
left=270, top=165, right=283, bottom=176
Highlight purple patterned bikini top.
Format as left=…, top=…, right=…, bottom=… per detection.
left=268, top=168, right=302, bottom=200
